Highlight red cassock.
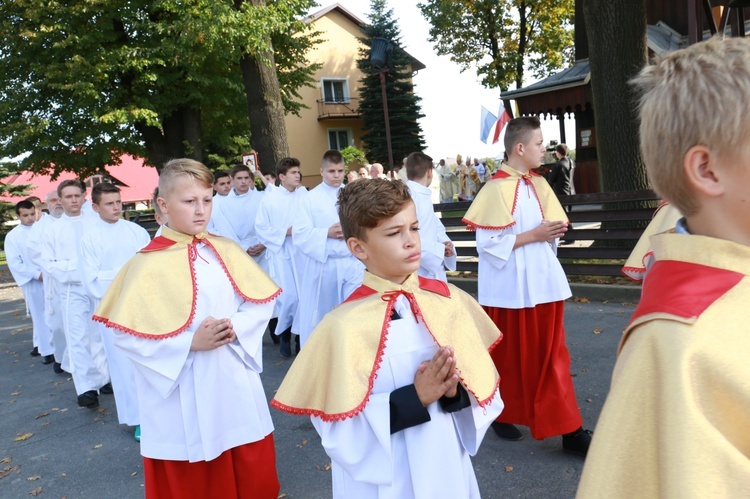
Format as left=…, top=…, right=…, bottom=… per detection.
left=484, top=302, right=582, bottom=439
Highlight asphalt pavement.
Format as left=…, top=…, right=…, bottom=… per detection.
left=0, top=266, right=635, bottom=499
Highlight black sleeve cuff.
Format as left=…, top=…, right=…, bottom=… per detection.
left=438, top=383, right=471, bottom=413
left=389, top=384, right=431, bottom=434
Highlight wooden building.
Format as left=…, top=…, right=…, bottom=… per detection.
left=501, top=0, right=748, bottom=193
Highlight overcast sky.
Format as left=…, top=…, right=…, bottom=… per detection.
left=324, top=0, right=577, bottom=160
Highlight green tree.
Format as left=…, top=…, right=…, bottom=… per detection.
left=357, top=0, right=426, bottom=169
left=418, top=0, right=574, bottom=111
left=0, top=0, right=317, bottom=177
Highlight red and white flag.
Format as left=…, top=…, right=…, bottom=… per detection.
left=492, top=107, right=512, bottom=144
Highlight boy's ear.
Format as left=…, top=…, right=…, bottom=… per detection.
left=92, top=203, right=101, bottom=213
left=346, top=237, right=368, bottom=262
left=156, top=196, right=169, bottom=215
left=683, top=145, right=724, bottom=197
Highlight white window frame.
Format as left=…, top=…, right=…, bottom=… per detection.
left=327, top=128, right=353, bottom=150
left=321, top=78, right=350, bottom=103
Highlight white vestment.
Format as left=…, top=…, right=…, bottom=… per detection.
left=42, top=214, right=109, bottom=394
left=206, top=193, right=233, bottom=236
left=255, top=186, right=307, bottom=333
left=112, top=242, right=276, bottom=462
left=406, top=180, right=456, bottom=282
left=27, top=214, right=67, bottom=366
left=311, top=295, right=503, bottom=499
left=215, top=188, right=268, bottom=273
left=292, top=182, right=363, bottom=346
left=81, top=218, right=151, bottom=425
left=5, top=223, right=53, bottom=356
left=475, top=180, right=571, bottom=308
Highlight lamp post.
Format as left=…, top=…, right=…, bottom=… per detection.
left=370, top=37, right=395, bottom=172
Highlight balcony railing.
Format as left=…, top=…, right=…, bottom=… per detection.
left=317, top=98, right=360, bottom=120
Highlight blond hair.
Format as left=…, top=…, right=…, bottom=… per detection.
left=632, top=36, right=750, bottom=215
left=158, top=158, right=214, bottom=199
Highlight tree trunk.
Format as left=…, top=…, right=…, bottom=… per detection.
left=135, top=107, right=203, bottom=172
left=239, top=50, right=290, bottom=175
left=583, top=0, right=650, bottom=193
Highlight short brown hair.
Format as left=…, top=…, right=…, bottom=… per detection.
left=555, top=144, right=569, bottom=157
left=92, top=182, right=120, bottom=204
left=276, top=157, right=301, bottom=177
left=57, top=179, right=84, bottom=197
left=159, top=158, right=214, bottom=199
left=632, top=36, right=750, bottom=216
left=230, top=164, right=252, bottom=179
left=322, top=150, right=344, bottom=167
left=338, top=178, right=413, bottom=241
left=504, top=116, right=541, bottom=155
left=405, top=152, right=433, bottom=180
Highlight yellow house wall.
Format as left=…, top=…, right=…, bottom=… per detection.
left=285, top=9, right=368, bottom=188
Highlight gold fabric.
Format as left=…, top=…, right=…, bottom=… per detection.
left=272, top=272, right=501, bottom=421
left=462, top=164, right=568, bottom=230
left=578, top=234, right=750, bottom=498
left=93, top=226, right=280, bottom=339
left=622, top=202, right=681, bottom=282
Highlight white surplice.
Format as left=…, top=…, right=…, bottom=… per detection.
left=206, top=193, right=233, bottom=236
left=80, top=218, right=151, bottom=425
left=42, top=213, right=109, bottom=394
left=255, top=186, right=307, bottom=333
left=291, top=182, right=363, bottom=346
left=28, top=214, right=67, bottom=366
left=406, top=180, right=456, bottom=282
left=215, top=187, right=268, bottom=273
left=5, top=223, right=53, bottom=356
left=112, top=242, right=276, bottom=462
left=475, top=179, right=571, bottom=308
left=311, top=295, right=503, bottom=499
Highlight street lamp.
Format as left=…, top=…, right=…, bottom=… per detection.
left=370, top=37, right=395, bottom=172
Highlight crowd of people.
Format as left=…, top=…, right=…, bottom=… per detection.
left=4, top=35, right=750, bottom=498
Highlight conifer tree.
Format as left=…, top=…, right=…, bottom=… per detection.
left=357, top=0, right=426, bottom=170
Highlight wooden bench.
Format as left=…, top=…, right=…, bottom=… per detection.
left=128, top=211, right=160, bottom=237
left=435, top=190, right=661, bottom=278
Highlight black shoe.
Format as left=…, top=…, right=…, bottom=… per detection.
left=269, top=328, right=280, bottom=345
left=99, top=382, right=114, bottom=395
left=53, top=362, right=64, bottom=374
left=279, top=341, right=291, bottom=358
left=294, top=335, right=300, bottom=355
left=77, top=391, right=99, bottom=408
left=491, top=422, right=523, bottom=441
left=30, top=347, right=40, bottom=357
left=562, top=427, right=592, bottom=457
left=42, top=355, right=54, bottom=365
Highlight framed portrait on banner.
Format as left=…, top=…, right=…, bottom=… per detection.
left=241, top=151, right=259, bottom=172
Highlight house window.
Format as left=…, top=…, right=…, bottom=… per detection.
left=322, top=78, right=349, bottom=103
left=328, top=128, right=352, bottom=150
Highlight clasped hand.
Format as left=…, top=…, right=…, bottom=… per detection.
left=190, top=316, right=235, bottom=351
left=413, top=346, right=460, bottom=406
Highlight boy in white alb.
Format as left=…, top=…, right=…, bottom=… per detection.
left=213, top=164, right=268, bottom=272
left=273, top=179, right=503, bottom=498
left=292, top=150, right=363, bottom=347
left=42, top=179, right=110, bottom=408
left=404, top=152, right=456, bottom=282
left=463, top=116, right=591, bottom=455
left=255, top=157, right=307, bottom=356
left=27, top=191, right=67, bottom=373
left=5, top=200, right=54, bottom=363
left=94, top=159, right=281, bottom=498
left=80, top=182, right=151, bottom=440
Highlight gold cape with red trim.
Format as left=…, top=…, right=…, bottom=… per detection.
left=621, top=202, right=681, bottom=282
left=462, top=164, right=568, bottom=230
left=93, top=226, right=280, bottom=339
left=578, top=233, right=750, bottom=497
left=271, top=272, right=502, bottom=421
